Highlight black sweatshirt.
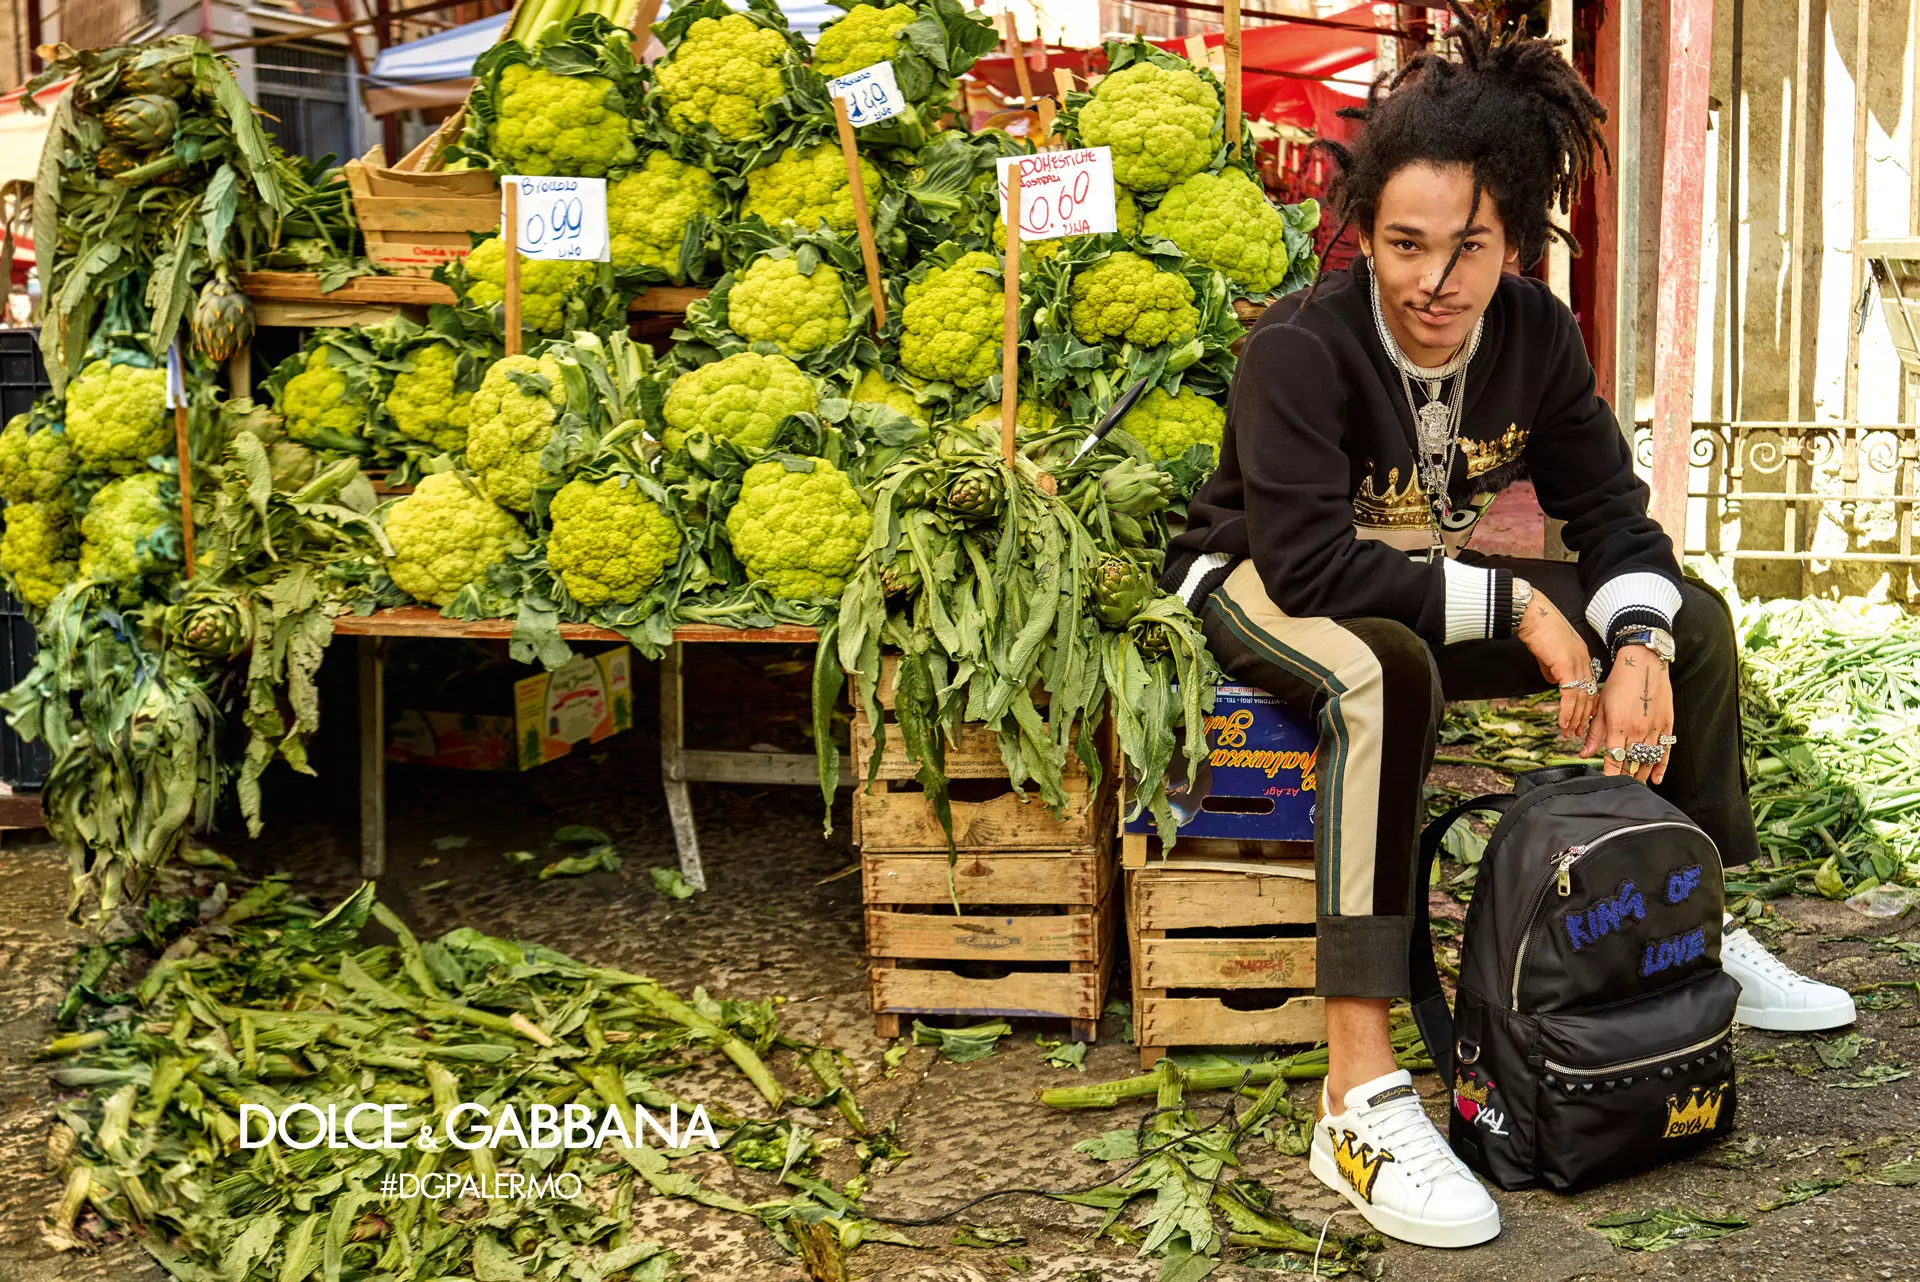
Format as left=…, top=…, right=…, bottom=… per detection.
left=1161, top=258, right=1682, bottom=647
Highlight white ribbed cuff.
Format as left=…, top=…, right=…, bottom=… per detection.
left=1441, top=558, right=1502, bottom=644
left=1176, top=551, right=1235, bottom=609
left=1584, top=571, right=1682, bottom=639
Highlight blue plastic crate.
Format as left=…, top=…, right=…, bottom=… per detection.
left=1124, top=684, right=1317, bottom=841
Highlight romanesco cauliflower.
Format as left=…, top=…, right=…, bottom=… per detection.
left=610, top=153, right=724, bottom=279
left=0, top=413, right=75, bottom=503
left=661, top=352, right=816, bottom=452
left=466, top=354, right=566, bottom=511
left=960, top=400, right=1058, bottom=438
left=1070, top=252, right=1199, bottom=347
left=382, top=471, right=529, bottom=607
left=655, top=14, right=788, bottom=142
left=0, top=501, right=77, bottom=608
left=463, top=237, right=594, bottom=334
left=812, top=4, right=916, bottom=79
left=727, top=257, right=850, bottom=358
left=546, top=476, right=683, bottom=607
left=851, top=369, right=928, bottom=425
left=1076, top=61, right=1219, bottom=192
left=725, top=457, right=869, bottom=599
left=1143, top=169, right=1297, bottom=294
left=1118, top=385, right=1225, bottom=462
left=742, top=143, right=882, bottom=234
left=993, top=187, right=1139, bottom=259
left=899, top=252, right=1001, bottom=386
left=79, top=471, right=177, bottom=583
left=492, top=63, right=636, bottom=176
left=277, top=348, right=371, bottom=450
left=385, top=342, right=474, bottom=453
left=66, top=359, right=167, bottom=473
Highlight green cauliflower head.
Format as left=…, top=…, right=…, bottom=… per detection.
left=466, top=353, right=566, bottom=511
left=0, top=500, right=77, bottom=608
left=383, top=471, right=529, bottom=606
left=1118, top=385, right=1225, bottom=462
left=1143, top=168, right=1297, bottom=294
left=656, top=14, right=789, bottom=142
left=610, top=153, right=725, bottom=279
left=742, top=143, right=882, bottom=234
left=851, top=368, right=928, bottom=426
left=899, top=251, right=1001, bottom=386
left=385, top=342, right=475, bottom=454
left=0, top=412, right=75, bottom=503
left=277, top=348, right=372, bottom=450
left=463, top=237, right=595, bottom=334
left=546, top=476, right=683, bottom=607
left=492, top=63, right=636, bottom=176
left=727, top=257, right=850, bottom=358
left=725, top=456, right=869, bottom=599
left=812, top=3, right=916, bottom=78
left=79, top=471, right=177, bottom=583
left=1076, top=61, right=1219, bottom=192
left=1070, top=252, right=1199, bottom=347
left=661, top=351, right=816, bottom=452
left=66, top=360, right=167, bottom=473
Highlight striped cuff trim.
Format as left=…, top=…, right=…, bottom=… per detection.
left=1175, top=551, right=1236, bottom=611
left=1585, top=571, right=1682, bottom=640
left=1441, top=558, right=1506, bottom=644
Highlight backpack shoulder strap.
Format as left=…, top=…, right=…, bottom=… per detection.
left=1409, top=793, right=1515, bottom=1087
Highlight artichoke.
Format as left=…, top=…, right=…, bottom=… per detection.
left=191, top=271, right=255, bottom=364
left=1092, top=558, right=1155, bottom=628
left=1096, top=458, right=1175, bottom=517
left=268, top=441, right=318, bottom=492
left=102, top=94, right=181, bottom=150
left=940, top=464, right=1005, bottom=522
left=166, top=590, right=255, bottom=660
left=121, top=54, right=196, bottom=98
left=95, top=145, right=141, bottom=178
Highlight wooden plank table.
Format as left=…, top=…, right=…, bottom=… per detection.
left=334, top=608, right=841, bottom=889
left=238, top=272, right=709, bottom=327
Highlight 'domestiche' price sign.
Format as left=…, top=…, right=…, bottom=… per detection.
left=994, top=149, right=1117, bottom=242
left=504, top=175, right=609, bottom=262
left=827, top=61, right=905, bottom=126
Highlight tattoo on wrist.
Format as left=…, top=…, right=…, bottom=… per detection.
left=1621, top=655, right=1636, bottom=667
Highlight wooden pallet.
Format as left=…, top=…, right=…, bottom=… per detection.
left=1127, top=860, right=1326, bottom=1070
left=863, top=841, right=1117, bottom=1041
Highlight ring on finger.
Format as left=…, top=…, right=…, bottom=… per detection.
left=1607, top=745, right=1627, bottom=762
left=1626, top=742, right=1664, bottom=766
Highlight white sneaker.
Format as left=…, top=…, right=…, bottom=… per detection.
left=1722, top=916, right=1857, bottom=1032
left=1308, top=1069, right=1500, bottom=1249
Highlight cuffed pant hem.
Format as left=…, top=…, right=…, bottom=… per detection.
left=1314, top=914, right=1414, bottom=999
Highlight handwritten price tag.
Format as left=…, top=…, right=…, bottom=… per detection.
left=504, top=175, right=609, bottom=262
left=827, top=61, right=905, bottom=127
left=994, top=149, right=1118, bottom=242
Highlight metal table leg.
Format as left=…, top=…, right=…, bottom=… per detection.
left=660, top=640, right=706, bottom=891
left=359, top=636, right=387, bottom=880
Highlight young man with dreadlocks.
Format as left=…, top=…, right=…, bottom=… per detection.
left=1159, top=8, right=1853, bottom=1248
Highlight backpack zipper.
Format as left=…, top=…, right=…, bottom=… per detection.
left=1509, top=820, right=1719, bottom=1010
left=1540, top=1020, right=1733, bottom=1077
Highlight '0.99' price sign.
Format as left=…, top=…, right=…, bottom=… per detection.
left=504, top=176, right=609, bottom=262
left=994, top=149, right=1118, bottom=242
left=826, top=61, right=905, bottom=127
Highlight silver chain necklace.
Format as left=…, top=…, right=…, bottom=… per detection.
left=1368, top=261, right=1483, bottom=559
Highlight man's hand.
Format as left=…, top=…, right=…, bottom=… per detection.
left=1515, top=594, right=1597, bottom=738
left=1582, top=645, right=1675, bottom=784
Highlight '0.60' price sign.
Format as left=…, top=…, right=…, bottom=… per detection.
left=994, top=149, right=1118, bottom=243
left=504, top=176, right=609, bottom=262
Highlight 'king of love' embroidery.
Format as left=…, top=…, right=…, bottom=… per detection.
left=1562, top=879, right=1647, bottom=951
left=1666, top=864, right=1703, bottom=904
left=1641, top=926, right=1707, bottom=977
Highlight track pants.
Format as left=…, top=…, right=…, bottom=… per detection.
left=1199, top=555, right=1760, bottom=999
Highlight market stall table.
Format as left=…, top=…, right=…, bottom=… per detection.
left=332, top=609, right=842, bottom=890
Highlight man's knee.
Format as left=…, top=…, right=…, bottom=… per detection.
left=1675, top=578, right=1738, bottom=665
left=1336, top=618, right=1444, bottom=729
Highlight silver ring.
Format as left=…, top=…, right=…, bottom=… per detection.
left=1561, top=677, right=1599, bottom=695
left=1607, top=745, right=1627, bottom=762
left=1658, top=734, right=1678, bottom=747
left=1626, top=742, right=1664, bottom=765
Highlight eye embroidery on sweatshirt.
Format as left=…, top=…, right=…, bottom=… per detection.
left=1329, top=1128, right=1395, bottom=1202
left=1562, top=879, right=1647, bottom=950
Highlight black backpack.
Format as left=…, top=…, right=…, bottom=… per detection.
left=1410, top=766, right=1738, bottom=1192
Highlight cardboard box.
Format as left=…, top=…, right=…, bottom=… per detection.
left=388, top=647, right=633, bottom=771
left=1124, top=684, right=1317, bottom=842
left=344, top=117, right=502, bottom=277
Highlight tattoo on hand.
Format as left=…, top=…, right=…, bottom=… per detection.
left=1621, top=655, right=1636, bottom=667
left=1640, top=669, right=1651, bottom=715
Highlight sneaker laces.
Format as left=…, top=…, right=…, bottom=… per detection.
left=1723, top=926, right=1802, bottom=982
left=1364, top=1095, right=1462, bottom=1186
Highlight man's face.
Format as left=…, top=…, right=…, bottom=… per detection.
left=1357, top=161, right=1519, bottom=364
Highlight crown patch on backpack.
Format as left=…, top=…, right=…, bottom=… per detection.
left=1662, top=1082, right=1729, bottom=1138
left=1330, top=1128, right=1395, bottom=1201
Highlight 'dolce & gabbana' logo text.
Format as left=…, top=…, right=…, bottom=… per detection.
left=238, top=1101, right=719, bottom=1152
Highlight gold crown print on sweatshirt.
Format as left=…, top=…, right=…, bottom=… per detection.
left=1353, top=424, right=1530, bottom=530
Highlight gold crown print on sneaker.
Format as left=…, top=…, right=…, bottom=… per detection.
left=1308, top=1070, right=1501, bottom=1249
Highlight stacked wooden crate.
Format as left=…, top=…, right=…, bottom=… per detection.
left=854, top=659, right=1119, bottom=1042
left=344, top=119, right=501, bottom=278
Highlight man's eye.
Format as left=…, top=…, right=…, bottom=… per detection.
left=1394, top=240, right=1418, bottom=252
left=1460, top=241, right=1483, bottom=253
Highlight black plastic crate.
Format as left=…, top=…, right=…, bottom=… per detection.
left=0, top=592, right=46, bottom=788
left=0, top=328, right=48, bottom=426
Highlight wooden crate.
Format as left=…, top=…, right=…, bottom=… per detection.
left=1121, top=829, right=1314, bottom=871
left=1127, top=860, right=1326, bottom=1070
left=344, top=117, right=501, bottom=277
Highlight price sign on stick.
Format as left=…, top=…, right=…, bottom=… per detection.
left=994, top=149, right=1117, bottom=242
left=826, top=61, right=906, bottom=127
left=502, top=176, right=609, bottom=262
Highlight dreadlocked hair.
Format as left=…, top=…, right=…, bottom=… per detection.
left=1309, top=1, right=1606, bottom=302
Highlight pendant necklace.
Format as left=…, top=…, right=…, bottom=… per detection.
left=1368, top=261, right=1483, bottom=560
